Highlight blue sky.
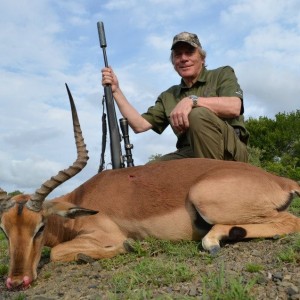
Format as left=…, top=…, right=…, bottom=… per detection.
left=0, top=0, right=299, bottom=197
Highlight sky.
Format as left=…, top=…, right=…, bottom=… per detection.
left=0, top=0, right=299, bottom=197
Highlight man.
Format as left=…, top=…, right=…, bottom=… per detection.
left=101, top=32, right=249, bottom=162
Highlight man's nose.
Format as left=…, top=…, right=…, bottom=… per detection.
left=180, top=53, right=189, bottom=61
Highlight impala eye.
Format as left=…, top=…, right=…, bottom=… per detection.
left=35, top=224, right=45, bottom=238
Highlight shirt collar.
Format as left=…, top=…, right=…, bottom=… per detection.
left=178, top=67, right=208, bottom=90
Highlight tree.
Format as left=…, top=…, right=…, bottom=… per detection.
left=8, top=190, right=23, bottom=196
left=246, top=110, right=300, bottom=180
left=148, top=154, right=163, bottom=162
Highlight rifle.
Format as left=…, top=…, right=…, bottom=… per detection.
left=97, top=21, right=134, bottom=171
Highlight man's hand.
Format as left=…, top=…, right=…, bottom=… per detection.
left=170, top=97, right=194, bottom=133
left=101, top=67, right=119, bottom=93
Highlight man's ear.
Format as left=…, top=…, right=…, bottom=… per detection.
left=42, top=201, right=98, bottom=218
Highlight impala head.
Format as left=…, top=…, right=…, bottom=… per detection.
left=0, top=85, right=97, bottom=290
left=0, top=191, right=97, bottom=290
left=0, top=192, right=48, bottom=289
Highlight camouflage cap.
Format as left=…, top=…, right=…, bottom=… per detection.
left=171, top=32, right=202, bottom=50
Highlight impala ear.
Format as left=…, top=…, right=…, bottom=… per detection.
left=42, top=201, right=98, bottom=218
left=62, top=207, right=99, bottom=219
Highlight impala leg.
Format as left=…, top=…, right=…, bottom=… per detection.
left=202, top=212, right=300, bottom=255
left=51, top=234, right=128, bottom=262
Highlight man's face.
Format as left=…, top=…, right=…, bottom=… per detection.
left=172, top=42, right=204, bottom=83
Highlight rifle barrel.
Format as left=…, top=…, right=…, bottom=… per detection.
left=97, top=21, right=123, bottom=169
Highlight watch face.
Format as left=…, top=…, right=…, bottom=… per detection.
left=189, top=95, right=198, bottom=107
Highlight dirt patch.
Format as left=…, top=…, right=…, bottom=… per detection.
left=1, top=236, right=300, bottom=299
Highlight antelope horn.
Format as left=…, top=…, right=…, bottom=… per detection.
left=26, top=84, right=89, bottom=212
left=0, top=188, right=14, bottom=214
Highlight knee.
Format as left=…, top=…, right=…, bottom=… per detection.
left=189, top=107, right=218, bottom=130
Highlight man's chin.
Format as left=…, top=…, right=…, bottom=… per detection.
left=179, top=70, right=192, bottom=77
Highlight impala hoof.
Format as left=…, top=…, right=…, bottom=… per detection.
left=77, top=253, right=95, bottom=264
left=208, top=245, right=220, bottom=256
left=123, top=239, right=135, bottom=252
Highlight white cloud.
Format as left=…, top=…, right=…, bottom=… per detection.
left=221, top=0, right=300, bottom=26
left=237, top=61, right=300, bottom=118
left=146, top=35, right=171, bottom=51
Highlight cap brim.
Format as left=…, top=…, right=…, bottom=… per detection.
left=171, top=40, right=199, bottom=49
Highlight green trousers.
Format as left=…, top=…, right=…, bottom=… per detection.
left=151, top=107, right=248, bottom=163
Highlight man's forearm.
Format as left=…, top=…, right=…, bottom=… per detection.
left=113, top=89, right=152, bottom=133
left=196, top=96, right=242, bottom=118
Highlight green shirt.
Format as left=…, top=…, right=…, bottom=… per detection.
left=142, top=66, right=249, bottom=147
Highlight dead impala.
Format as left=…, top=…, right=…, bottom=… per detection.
left=1, top=86, right=300, bottom=290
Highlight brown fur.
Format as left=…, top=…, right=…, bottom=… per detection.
left=1, top=158, right=300, bottom=289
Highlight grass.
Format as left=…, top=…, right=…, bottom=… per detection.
left=0, top=233, right=299, bottom=299
left=0, top=237, right=296, bottom=300
left=276, top=233, right=300, bottom=264
left=201, top=265, right=256, bottom=300
left=11, top=296, right=26, bottom=300
left=93, top=238, right=257, bottom=299
left=277, top=247, right=297, bottom=263
left=0, top=230, right=8, bottom=256
left=289, top=196, right=300, bottom=216
left=245, top=263, right=264, bottom=273
left=0, top=264, right=9, bottom=277
left=274, top=197, right=300, bottom=263
left=0, top=230, right=8, bottom=276
left=109, top=258, right=194, bottom=292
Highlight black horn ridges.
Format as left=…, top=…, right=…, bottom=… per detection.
left=26, top=84, right=89, bottom=212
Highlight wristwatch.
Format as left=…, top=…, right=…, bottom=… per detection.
left=189, top=95, right=198, bottom=108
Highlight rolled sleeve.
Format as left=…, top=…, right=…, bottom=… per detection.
left=217, top=66, right=244, bottom=114
left=141, top=97, right=169, bottom=134
left=217, top=66, right=243, bottom=99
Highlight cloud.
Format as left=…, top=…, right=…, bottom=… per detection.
left=146, top=35, right=171, bottom=51
left=0, top=1, right=68, bottom=73
left=221, top=0, right=300, bottom=26
left=237, top=60, right=300, bottom=118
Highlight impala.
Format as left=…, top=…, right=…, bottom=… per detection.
left=1, top=85, right=299, bottom=290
